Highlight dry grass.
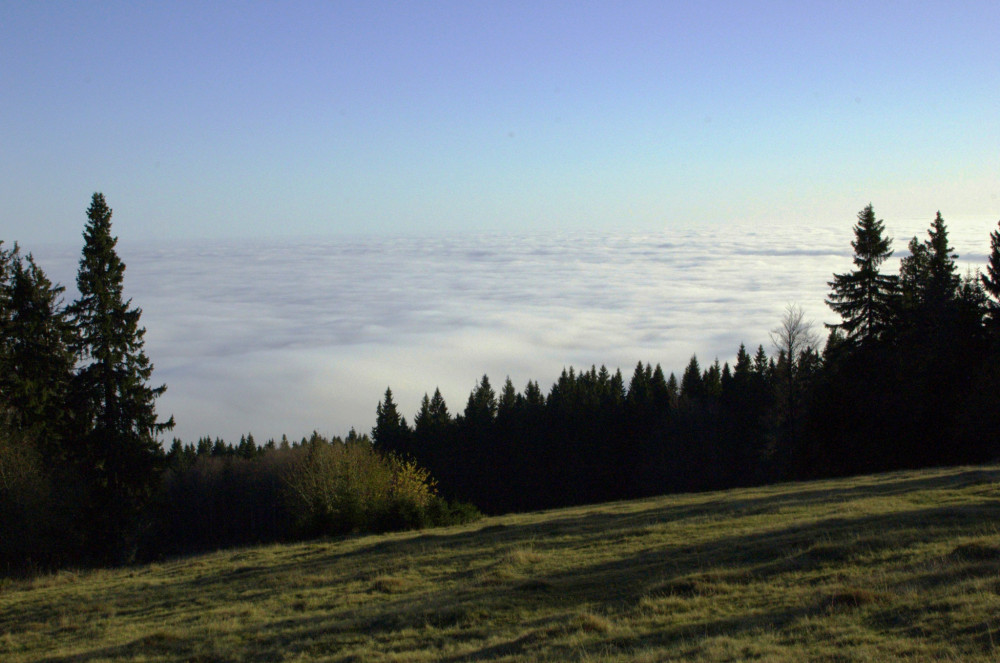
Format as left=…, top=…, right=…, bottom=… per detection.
left=2, top=464, right=1000, bottom=661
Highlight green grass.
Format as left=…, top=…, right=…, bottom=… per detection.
left=2, top=465, right=1000, bottom=661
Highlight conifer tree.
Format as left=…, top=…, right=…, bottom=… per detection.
left=68, top=193, right=173, bottom=561
left=428, top=387, right=450, bottom=426
left=680, top=355, right=703, bottom=401
left=898, top=213, right=963, bottom=335
left=0, top=248, right=76, bottom=458
left=826, top=205, right=898, bottom=343
left=373, top=386, right=409, bottom=453
left=497, top=377, right=518, bottom=422
left=981, top=221, right=1000, bottom=325
left=899, top=236, right=930, bottom=308
left=752, top=345, right=769, bottom=376
left=414, top=393, right=434, bottom=433
left=924, top=212, right=961, bottom=305
left=464, top=375, right=497, bottom=426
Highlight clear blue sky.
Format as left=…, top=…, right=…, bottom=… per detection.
left=2, top=1, right=998, bottom=243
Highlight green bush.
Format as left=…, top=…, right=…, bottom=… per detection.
left=284, top=435, right=475, bottom=537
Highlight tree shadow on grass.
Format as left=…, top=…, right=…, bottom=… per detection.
left=26, top=465, right=1000, bottom=663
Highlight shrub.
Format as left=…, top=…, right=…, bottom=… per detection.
left=284, top=434, right=467, bottom=536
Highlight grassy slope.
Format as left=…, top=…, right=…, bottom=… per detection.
left=2, top=465, right=999, bottom=662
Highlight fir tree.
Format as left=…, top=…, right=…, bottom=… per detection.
left=680, top=355, right=702, bottom=401
left=924, top=212, right=961, bottom=305
left=826, top=205, right=898, bottom=343
left=373, top=386, right=409, bottom=453
left=0, top=248, right=76, bottom=459
left=981, top=221, right=1000, bottom=325
left=899, top=235, right=930, bottom=308
left=497, top=377, right=518, bottom=422
left=68, top=193, right=173, bottom=561
left=464, top=375, right=497, bottom=425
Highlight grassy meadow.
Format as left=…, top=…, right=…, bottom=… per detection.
left=2, top=464, right=999, bottom=662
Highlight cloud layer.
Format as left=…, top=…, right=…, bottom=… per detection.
left=32, top=218, right=997, bottom=444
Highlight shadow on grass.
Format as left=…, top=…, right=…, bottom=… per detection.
left=26, top=465, right=1000, bottom=662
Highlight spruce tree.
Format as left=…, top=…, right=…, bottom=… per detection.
left=826, top=205, right=898, bottom=343
left=68, top=193, right=173, bottom=561
left=981, top=221, right=1000, bottom=324
left=899, top=236, right=930, bottom=308
left=428, top=387, right=450, bottom=426
left=0, top=248, right=76, bottom=458
left=898, top=213, right=962, bottom=334
left=680, top=355, right=702, bottom=401
left=373, top=386, right=408, bottom=453
left=497, top=377, right=518, bottom=422
left=924, top=212, right=961, bottom=307
left=464, top=375, right=497, bottom=426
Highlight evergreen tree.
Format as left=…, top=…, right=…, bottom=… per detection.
left=413, top=393, right=434, bottom=433
left=497, top=377, right=518, bottom=421
left=899, top=236, right=930, bottom=308
left=981, top=221, right=1000, bottom=326
left=68, top=193, right=173, bottom=562
left=665, top=372, right=679, bottom=408
left=464, top=375, right=497, bottom=425
left=679, top=355, right=702, bottom=402
left=826, top=205, right=898, bottom=343
left=0, top=248, right=76, bottom=459
left=702, top=359, right=723, bottom=399
left=733, top=343, right=752, bottom=381
left=924, top=212, right=961, bottom=306
left=428, top=387, right=450, bottom=426
left=373, top=386, right=409, bottom=454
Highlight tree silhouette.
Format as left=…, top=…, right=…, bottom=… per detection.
left=982, top=221, right=1000, bottom=328
left=826, top=205, right=898, bottom=343
left=68, top=193, right=174, bottom=562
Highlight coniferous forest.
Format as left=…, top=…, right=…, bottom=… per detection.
left=2, top=197, right=999, bottom=574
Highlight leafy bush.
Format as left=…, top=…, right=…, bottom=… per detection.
left=139, top=432, right=477, bottom=562
left=285, top=435, right=447, bottom=536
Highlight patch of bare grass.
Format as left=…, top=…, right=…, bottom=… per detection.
left=371, top=574, right=412, bottom=594
left=576, top=611, right=614, bottom=633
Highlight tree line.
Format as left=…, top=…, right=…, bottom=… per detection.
left=371, top=206, right=1000, bottom=513
left=3, top=197, right=998, bottom=573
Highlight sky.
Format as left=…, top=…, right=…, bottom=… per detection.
left=2, top=2, right=999, bottom=442
left=2, top=1, right=998, bottom=242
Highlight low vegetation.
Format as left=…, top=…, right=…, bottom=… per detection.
left=3, top=464, right=999, bottom=662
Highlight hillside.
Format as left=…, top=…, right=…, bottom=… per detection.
left=2, top=465, right=999, bottom=662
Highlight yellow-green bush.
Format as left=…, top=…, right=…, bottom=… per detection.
left=284, top=435, right=445, bottom=536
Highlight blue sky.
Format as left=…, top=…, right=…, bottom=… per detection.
left=2, top=1, right=998, bottom=243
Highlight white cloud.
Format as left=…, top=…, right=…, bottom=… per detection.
left=30, top=218, right=998, bottom=444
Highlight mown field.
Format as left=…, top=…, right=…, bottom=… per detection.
left=2, top=465, right=999, bottom=662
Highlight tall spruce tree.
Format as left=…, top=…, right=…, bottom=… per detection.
left=826, top=205, right=898, bottom=343
left=69, top=193, right=173, bottom=561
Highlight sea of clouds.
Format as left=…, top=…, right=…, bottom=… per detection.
left=31, top=218, right=996, bottom=444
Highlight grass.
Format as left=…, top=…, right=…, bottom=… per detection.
left=2, top=464, right=1000, bottom=661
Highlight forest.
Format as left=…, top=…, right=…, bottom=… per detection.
left=2, top=197, right=999, bottom=574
